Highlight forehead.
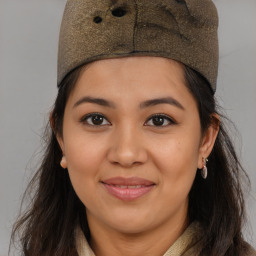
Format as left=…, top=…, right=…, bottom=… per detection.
left=83, top=56, right=185, bottom=82
left=67, top=56, right=196, bottom=109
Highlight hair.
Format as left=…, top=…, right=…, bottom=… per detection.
left=10, top=64, right=250, bottom=256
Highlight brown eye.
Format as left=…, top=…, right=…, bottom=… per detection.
left=81, top=113, right=110, bottom=126
left=145, top=114, right=175, bottom=127
left=152, top=116, right=165, bottom=126
left=91, top=115, right=104, bottom=125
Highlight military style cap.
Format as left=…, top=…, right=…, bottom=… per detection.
left=58, top=0, right=219, bottom=92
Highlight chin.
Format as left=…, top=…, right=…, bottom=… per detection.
left=102, top=208, right=159, bottom=234
left=110, top=220, right=154, bottom=235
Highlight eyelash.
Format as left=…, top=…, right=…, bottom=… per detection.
left=80, top=113, right=111, bottom=126
left=80, top=113, right=176, bottom=127
left=145, top=114, right=176, bottom=127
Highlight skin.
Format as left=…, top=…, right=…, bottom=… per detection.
left=57, top=57, right=219, bottom=256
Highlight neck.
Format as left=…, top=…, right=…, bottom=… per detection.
left=88, top=211, right=189, bottom=256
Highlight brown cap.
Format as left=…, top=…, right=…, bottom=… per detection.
left=58, top=0, right=219, bottom=92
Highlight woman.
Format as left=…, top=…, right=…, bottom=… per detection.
left=11, top=0, right=256, bottom=255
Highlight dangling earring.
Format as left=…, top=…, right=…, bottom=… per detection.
left=201, top=157, right=208, bottom=179
left=60, top=156, right=67, bottom=169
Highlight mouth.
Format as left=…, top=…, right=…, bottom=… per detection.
left=101, top=177, right=155, bottom=201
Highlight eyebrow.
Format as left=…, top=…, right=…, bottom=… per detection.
left=73, top=96, right=116, bottom=109
left=73, top=96, right=185, bottom=110
left=140, top=97, right=185, bottom=110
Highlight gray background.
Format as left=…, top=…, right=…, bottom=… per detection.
left=0, top=0, right=255, bottom=255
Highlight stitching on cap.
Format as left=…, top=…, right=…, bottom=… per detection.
left=132, top=0, right=138, bottom=51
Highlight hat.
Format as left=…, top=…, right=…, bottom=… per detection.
left=58, top=0, right=219, bottom=92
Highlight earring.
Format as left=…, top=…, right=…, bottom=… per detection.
left=60, top=156, right=67, bottom=169
left=201, top=157, right=208, bottom=179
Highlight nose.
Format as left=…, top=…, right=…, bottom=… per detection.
left=107, top=126, right=148, bottom=168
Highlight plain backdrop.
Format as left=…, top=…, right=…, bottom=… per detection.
left=0, top=0, right=255, bottom=255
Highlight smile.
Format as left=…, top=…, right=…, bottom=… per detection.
left=112, top=185, right=145, bottom=188
left=101, top=177, right=155, bottom=201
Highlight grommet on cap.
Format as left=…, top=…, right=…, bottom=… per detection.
left=111, top=8, right=127, bottom=17
left=93, top=16, right=103, bottom=24
left=176, top=0, right=185, bottom=3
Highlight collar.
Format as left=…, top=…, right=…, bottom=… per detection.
left=76, top=222, right=202, bottom=256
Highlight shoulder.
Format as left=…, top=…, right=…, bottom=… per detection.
left=243, top=242, right=256, bottom=256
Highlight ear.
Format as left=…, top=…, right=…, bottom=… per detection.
left=49, top=111, right=65, bottom=154
left=56, top=134, right=65, bottom=155
left=197, top=113, right=220, bottom=168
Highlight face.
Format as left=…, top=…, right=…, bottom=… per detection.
left=58, top=57, right=216, bottom=236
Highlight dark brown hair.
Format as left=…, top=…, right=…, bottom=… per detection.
left=10, top=65, right=250, bottom=256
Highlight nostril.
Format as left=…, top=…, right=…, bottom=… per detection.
left=112, top=8, right=127, bottom=17
left=93, top=16, right=103, bottom=24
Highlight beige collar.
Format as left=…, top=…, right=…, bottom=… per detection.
left=76, top=222, right=201, bottom=256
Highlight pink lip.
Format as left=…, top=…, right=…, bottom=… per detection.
left=101, top=177, right=155, bottom=201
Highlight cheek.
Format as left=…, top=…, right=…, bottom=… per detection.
left=67, top=138, right=109, bottom=171
left=63, top=117, right=107, bottom=172
left=152, top=133, right=200, bottom=172
left=66, top=140, right=98, bottom=174
left=150, top=128, right=201, bottom=196
left=63, top=131, right=108, bottom=201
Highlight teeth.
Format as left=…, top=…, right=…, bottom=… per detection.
left=129, top=185, right=142, bottom=188
left=114, top=185, right=143, bottom=189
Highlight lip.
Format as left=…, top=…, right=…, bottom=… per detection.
left=101, top=177, right=155, bottom=201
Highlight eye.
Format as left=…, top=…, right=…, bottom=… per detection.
left=145, top=114, right=175, bottom=127
left=81, top=113, right=110, bottom=126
